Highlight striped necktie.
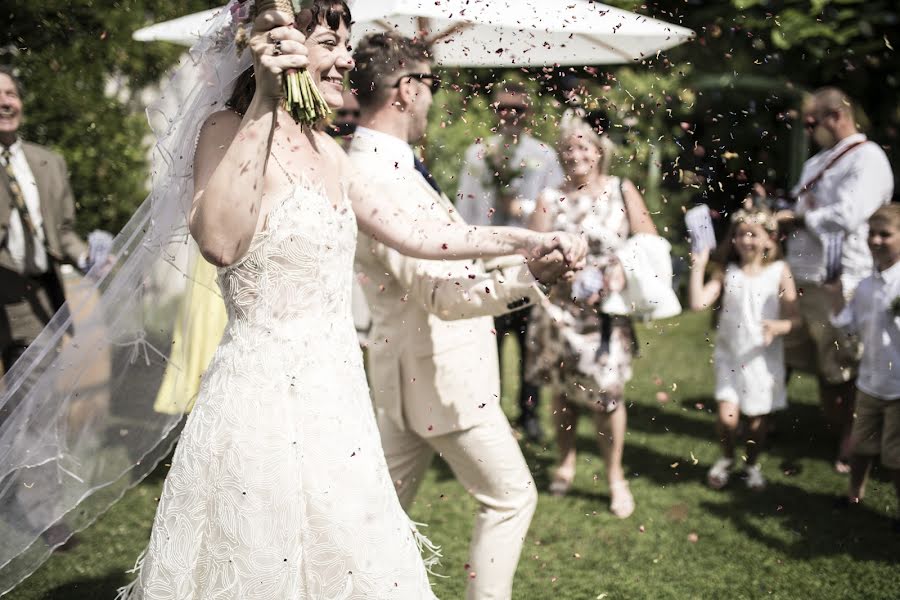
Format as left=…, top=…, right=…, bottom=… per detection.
left=2, top=147, right=39, bottom=273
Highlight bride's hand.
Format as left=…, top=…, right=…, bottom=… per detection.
left=249, top=10, right=309, bottom=102
left=524, top=232, right=588, bottom=270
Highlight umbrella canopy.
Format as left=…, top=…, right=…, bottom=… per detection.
left=133, top=0, right=693, bottom=66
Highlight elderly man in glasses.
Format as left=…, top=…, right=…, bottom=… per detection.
left=348, top=33, right=576, bottom=600
left=455, top=81, right=565, bottom=444
left=774, top=87, right=893, bottom=473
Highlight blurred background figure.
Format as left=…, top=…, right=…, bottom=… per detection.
left=0, top=66, right=90, bottom=372
left=329, top=88, right=361, bottom=150
left=775, top=87, right=894, bottom=473
left=0, top=65, right=103, bottom=551
left=527, top=111, right=658, bottom=519
left=456, top=82, right=565, bottom=442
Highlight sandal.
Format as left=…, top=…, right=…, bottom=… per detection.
left=548, top=468, right=574, bottom=497
left=609, top=480, right=635, bottom=519
left=707, top=457, right=733, bottom=490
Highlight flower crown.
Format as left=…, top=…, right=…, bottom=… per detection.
left=732, top=208, right=778, bottom=234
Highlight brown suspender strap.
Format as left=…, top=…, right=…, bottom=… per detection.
left=794, top=139, right=867, bottom=198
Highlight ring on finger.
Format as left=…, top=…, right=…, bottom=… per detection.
left=272, top=40, right=283, bottom=56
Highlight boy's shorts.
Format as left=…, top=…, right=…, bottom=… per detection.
left=850, top=389, right=900, bottom=469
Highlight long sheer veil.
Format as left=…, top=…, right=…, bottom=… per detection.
left=0, top=2, right=250, bottom=593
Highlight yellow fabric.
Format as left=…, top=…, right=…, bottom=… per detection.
left=153, top=258, right=227, bottom=415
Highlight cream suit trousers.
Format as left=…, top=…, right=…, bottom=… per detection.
left=378, top=407, right=538, bottom=600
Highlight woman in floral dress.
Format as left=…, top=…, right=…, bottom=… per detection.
left=527, top=112, right=657, bottom=518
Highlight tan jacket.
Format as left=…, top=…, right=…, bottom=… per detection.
left=350, top=131, right=542, bottom=437
left=1, top=142, right=87, bottom=346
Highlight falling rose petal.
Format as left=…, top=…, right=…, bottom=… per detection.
left=688, top=533, right=699, bottom=543
left=639, top=525, right=646, bottom=533
left=656, top=391, right=669, bottom=403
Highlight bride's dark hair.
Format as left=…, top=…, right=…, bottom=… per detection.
left=227, top=0, right=351, bottom=115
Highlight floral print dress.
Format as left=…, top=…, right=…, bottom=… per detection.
left=526, top=177, right=635, bottom=412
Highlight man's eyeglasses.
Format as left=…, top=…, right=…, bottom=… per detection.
left=393, top=73, right=441, bottom=94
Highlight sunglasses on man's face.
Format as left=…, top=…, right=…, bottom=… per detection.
left=496, top=104, right=528, bottom=116
left=804, top=110, right=836, bottom=131
left=335, top=109, right=360, bottom=120
left=393, top=73, right=441, bottom=94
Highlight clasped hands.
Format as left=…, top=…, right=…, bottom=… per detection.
left=524, top=232, right=588, bottom=286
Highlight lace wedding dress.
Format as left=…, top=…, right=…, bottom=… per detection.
left=119, top=178, right=439, bottom=599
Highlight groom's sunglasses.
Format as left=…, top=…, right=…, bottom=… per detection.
left=393, top=73, right=441, bottom=94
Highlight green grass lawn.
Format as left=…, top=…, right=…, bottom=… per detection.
left=7, top=310, right=899, bottom=599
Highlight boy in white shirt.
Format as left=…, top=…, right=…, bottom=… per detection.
left=831, top=204, right=900, bottom=531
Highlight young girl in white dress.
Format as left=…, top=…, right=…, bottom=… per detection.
left=689, top=208, right=799, bottom=490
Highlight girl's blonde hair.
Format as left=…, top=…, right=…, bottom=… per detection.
left=557, top=109, right=616, bottom=176
left=712, top=207, right=782, bottom=269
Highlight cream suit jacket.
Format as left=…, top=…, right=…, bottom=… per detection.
left=349, top=132, right=542, bottom=438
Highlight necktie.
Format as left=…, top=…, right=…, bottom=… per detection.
left=2, top=147, right=38, bottom=274
left=413, top=157, right=442, bottom=195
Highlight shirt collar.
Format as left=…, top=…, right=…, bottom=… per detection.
left=353, top=126, right=415, bottom=168
left=876, top=259, right=900, bottom=285
left=826, top=132, right=866, bottom=156
left=1, top=138, right=23, bottom=161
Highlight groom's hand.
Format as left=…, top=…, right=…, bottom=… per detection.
left=528, top=249, right=568, bottom=285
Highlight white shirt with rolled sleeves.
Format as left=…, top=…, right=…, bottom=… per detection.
left=788, top=133, right=894, bottom=292
left=832, top=260, right=900, bottom=401
left=456, top=133, right=564, bottom=227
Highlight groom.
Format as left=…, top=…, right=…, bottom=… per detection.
left=349, top=34, right=569, bottom=599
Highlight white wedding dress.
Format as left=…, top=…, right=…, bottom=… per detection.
left=120, top=178, right=438, bottom=599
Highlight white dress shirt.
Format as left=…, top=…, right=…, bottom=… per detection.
left=456, top=133, right=564, bottom=227
left=787, top=133, right=894, bottom=291
left=832, top=260, right=900, bottom=400
left=2, top=140, right=49, bottom=274
left=353, top=126, right=416, bottom=170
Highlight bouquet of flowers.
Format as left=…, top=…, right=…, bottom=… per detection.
left=233, top=0, right=331, bottom=124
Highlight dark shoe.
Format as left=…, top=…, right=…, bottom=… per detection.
left=519, top=415, right=544, bottom=444
left=892, top=518, right=900, bottom=535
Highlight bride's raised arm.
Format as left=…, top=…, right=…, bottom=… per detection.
left=189, top=10, right=306, bottom=267
left=345, top=163, right=586, bottom=266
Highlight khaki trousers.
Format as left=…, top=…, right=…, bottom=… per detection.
left=378, top=407, right=537, bottom=600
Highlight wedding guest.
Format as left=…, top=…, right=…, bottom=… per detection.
left=457, top=81, right=565, bottom=442
left=0, top=65, right=97, bottom=551
left=830, top=204, right=900, bottom=531
left=328, top=87, right=360, bottom=149
left=527, top=111, right=656, bottom=518
left=0, top=66, right=91, bottom=373
left=775, top=87, right=893, bottom=472
left=690, top=208, right=799, bottom=490
left=349, top=33, right=580, bottom=599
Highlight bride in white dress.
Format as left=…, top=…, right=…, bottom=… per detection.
left=117, top=2, right=586, bottom=598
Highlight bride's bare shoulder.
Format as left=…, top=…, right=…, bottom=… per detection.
left=315, top=130, right=351, bottom=170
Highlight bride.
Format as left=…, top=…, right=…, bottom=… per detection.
left=111, top=1, right=585, bottom=598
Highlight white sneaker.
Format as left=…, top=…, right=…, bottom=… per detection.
left=707, top=457, right=733, bottom=489
left=745, top=464, right=766, bottom=490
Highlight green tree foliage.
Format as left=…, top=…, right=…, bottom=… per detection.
left=1, top=1, right=218, bottom=234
